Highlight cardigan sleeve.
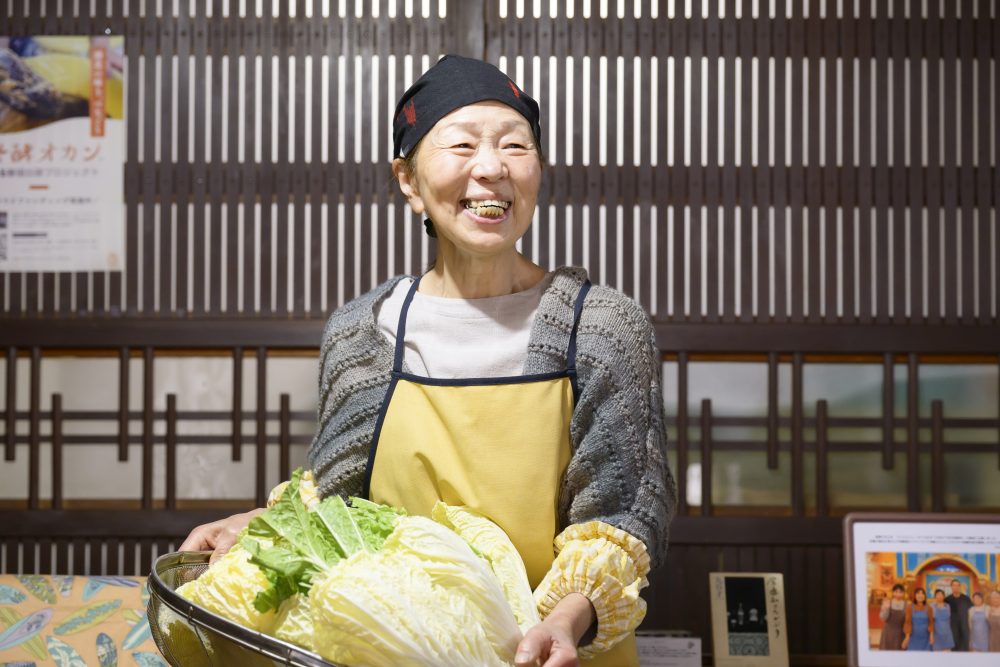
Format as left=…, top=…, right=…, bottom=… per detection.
left=561, top=290, right=677, bottom=572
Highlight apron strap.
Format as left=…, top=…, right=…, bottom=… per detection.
left=566, top=280, right=592, bottom=374
left=393, top=277, right=422, bottom=373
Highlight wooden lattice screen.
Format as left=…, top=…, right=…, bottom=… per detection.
left=1, top=0, right=997, bottom=329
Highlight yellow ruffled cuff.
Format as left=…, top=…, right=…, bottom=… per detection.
left=266, top=470, right=320, bottom=509
left=534, top=521, right=650, bottom=657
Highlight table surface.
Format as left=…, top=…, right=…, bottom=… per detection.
left=0, top=574, right=166, bottom=666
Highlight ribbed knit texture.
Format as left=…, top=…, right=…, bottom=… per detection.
left=307, top=266, right=677, bottom=569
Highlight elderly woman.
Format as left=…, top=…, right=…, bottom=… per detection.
left=182, top=55, right=676, bottom=667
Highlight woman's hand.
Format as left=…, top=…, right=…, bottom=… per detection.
left=901, top=636, right=910, bottom=650
left=178, top=508, right=264, bottom=564
left=515, top=593, right=595, bottom=667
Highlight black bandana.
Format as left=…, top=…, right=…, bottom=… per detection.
left=392, top=55, right=542, bottom=159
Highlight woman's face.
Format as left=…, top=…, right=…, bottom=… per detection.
left=394, top=101, right=542, bottom=260
left=991, top=592, right=1000, bottom=608
left=914, top=590, right=926, bottom=604
left=892, top=588, right=905, bottom=601
left=935, top=591, right=945, bottom=605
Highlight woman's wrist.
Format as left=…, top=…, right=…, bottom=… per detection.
left=545, top=592, right=597, bottom=646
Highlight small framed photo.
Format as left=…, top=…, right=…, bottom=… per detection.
left=709, top=572, right=789, bottom=667
left=844, top=512, right=1000, bottom=667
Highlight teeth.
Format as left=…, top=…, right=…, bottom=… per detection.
left=464, top=199, right=510, bottom=219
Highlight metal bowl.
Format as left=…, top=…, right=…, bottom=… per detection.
left=147, top=551, right=340, bottom=667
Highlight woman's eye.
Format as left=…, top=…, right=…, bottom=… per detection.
left=505, top=143, right=526, bottom=149
left=452, top=143, right=473, bottom=149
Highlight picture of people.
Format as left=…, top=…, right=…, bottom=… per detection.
left=724, top=576, right=770, bottom=656
left=865, top=552, right=1000, bottom=653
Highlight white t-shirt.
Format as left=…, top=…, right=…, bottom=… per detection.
left=375, top=274, right=551, bottom=378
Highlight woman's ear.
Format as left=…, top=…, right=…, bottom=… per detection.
left=392, top=158, right=425, bottom=215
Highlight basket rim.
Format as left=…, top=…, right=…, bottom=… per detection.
left=147, top=550, right=340, bottom=667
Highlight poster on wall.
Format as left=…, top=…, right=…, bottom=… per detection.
left=708, top=572, right=789, bottom=667
left=0, top=35, right=124, bottom=272
left=844, top=513, right=1000, bottom=667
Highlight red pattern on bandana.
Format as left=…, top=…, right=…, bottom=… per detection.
left=403, top=100, right=417, bottom=126
left=507, top=80, right=521, bottom=98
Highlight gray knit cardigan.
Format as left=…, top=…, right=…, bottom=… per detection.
left=307, top=266, right=677, bottom=570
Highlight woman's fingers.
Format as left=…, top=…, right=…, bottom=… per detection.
left=514, top=629, right=545, bottom=666
left=178, top=509, right=262, bottom=559
left=178, top=522, right=220, bottom=552
left=515, top=620, right=580, bottom=667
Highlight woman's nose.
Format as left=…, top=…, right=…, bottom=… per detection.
left=469, top=146, right=506, bottom=180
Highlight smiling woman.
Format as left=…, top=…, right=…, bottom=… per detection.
left=181, top=54, right=676, bottom=667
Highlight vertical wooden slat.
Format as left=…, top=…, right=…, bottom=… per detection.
left=755, top=7, right=772, bottom=321
left=815, top=399, right=828, bottom=517
left=259, top=0, right=274, bottom=313
left=226, top=0, right=241, bottom=315
left=805, top=0, right=821, bottom=323
left=705, top=2, right=722, bottom=322
left=28, top=347, right=40, bottom=510
left=872, top=4, right=889, bottom=324
left=788, top=3, right=804, bottom=323
left=994, top=2, right=1000, bottom=325
left=975, top=0, right=992, bottom=324
left=958, top=0, right=975, bottom=325
left=175, top=0, right=191, bottom=313
left=341, top=4, right=357, bottom=303
left=191, top=0, right=208, bottom=314
left=291, top=0, right=307, bottom=313
left=688, top=14, right=703, bottom=319
left=839, top=4, right=856, bottom=322
left=907, top=1, right=923, bottom=323
left=118, top=347, right=129, bottom=461
left=207, top=0, right=224, bottom=315
left=925, top=2, right=942, bottom=324
left=930, top=399, right=944, bottom=511
left=766, top=352, right=778, bottom=470
left=941, top=1, right=958, bottom=324
left=791, top=352, right=804, bottom=516
left=856, top=4, right=873, bottom=323
left=255, top=346, right=267, bottom=507
left=890, top=0, right=906, bottom=324
left=906, top=353, right=919, bottom=511
left=737, top=0, right=753, bottom=324
left=279, top=393, right=291, bottom=482
left=51, top=393, right=62, bottom=510
left=4, top=348, right=15, bottom=461
left=106, top=538, right=120, bottom=576
left=231, top=346, right=243, bottom=461
left=166, top=393, right=177, bottom=510
left=821, top=0, right=838, bottom=324
left=160, top=0, right=176, bottom=315
left=700, top=398, right=712, bottom=517
left=636, top=2, right=652, bottom=310
left=314, top=2, right=333, bottom=309
left=141, top=347, right=153, bottom=510
left=670, top=12, right=687, bottom=320
left=140, top=0, right=158, bottom=316
left=882, top=352, right=895, bottom=469
left=676, top=352, right=689, bottom=516
left=124, top=0, right=141, bottom=314
left=241, top=2, right=258, bottom=313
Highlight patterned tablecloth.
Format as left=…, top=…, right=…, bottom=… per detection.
left=0, top=574, right=166, bottom=666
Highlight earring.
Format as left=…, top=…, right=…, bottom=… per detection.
left=423, top=218, right=437, bottom=238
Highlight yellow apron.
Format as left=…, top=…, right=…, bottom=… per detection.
left=363, top=277, right=638, bottom=667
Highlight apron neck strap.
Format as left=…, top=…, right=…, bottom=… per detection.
left=392, top=277, right=422, bottom=373
left=393, top=276, right=592, bottom=374
left=566, top=280, right=592, bottom=373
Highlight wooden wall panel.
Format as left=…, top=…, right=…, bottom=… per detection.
left=0, top=1, right=996, bottom=325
